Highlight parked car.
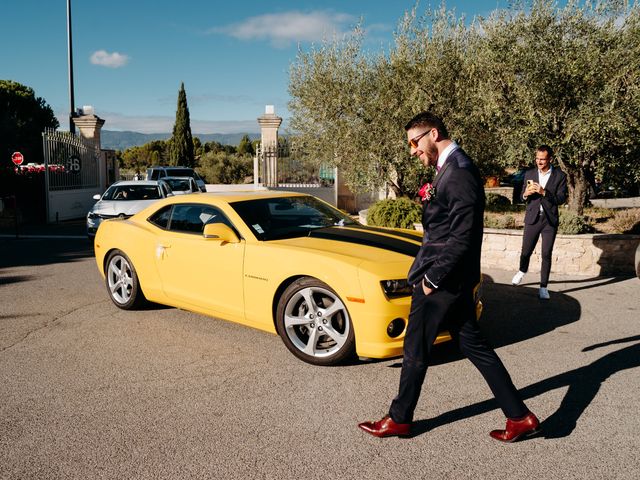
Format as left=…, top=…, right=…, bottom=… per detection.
left=87, top=180, right=173, bottom=237
left=162, top=176, right=200, bottom=195
left=501, top=169, right=526, bottom=203
left=93, top=191, right=482, bottom=366
left=146, top=166, right=206, bottom=192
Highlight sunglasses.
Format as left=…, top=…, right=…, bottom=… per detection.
left=408, top=129, right=433, bottom=149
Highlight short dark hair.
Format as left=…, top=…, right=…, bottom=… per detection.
left=537, top=145, right=554, bottom=158
left=404, top=111, right=449, bottom=139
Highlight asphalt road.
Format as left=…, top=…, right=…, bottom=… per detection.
left=1, top=236, right=638, bottom=479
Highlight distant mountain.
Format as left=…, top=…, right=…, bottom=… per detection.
left=101, top=130, right=260, bottom=151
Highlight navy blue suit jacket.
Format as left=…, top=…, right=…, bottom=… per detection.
left=522, top=167, right=568, bottom=227
left=407, top=147, right=485, bottom=291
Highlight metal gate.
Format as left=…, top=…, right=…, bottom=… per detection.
left=42, top=128, right=101, bottom=222
left=255, top=143, right=337, bottom=206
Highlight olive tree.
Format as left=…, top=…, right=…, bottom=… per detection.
left=289, top=9, right=501, bottom=197
left=473, top=0, right=640, bottom=213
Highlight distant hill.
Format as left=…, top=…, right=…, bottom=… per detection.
left=101, top=130, right=260, bottom=151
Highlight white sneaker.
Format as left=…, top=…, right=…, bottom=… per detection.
left=539, top=287, right=550, bottom=300
left=512, top=271, right=525, bottom=286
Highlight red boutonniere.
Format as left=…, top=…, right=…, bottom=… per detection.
left=419, top=183, right=436, bottom=202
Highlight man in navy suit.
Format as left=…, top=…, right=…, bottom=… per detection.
left=359, top=112, right=539, bottom=442
left=511, top=146, right=568, bottom=299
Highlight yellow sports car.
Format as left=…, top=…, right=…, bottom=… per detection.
left=94, top=191, right=469, bottom=366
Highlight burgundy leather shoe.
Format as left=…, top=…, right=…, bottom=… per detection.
left=490, top=412, right=541, bottom=443
left=358, top=415, right=411, bottom=438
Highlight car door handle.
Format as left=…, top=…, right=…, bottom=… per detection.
left=156, top=243, right=171, bottom=259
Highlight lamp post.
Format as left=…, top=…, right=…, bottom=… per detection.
left=67, top=0, right=76, bottom=134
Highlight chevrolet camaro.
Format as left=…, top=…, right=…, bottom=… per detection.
left=93, top=191, right=476, bottom=366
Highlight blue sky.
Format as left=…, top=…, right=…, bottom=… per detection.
left=1, top=1, right=508, bottom=134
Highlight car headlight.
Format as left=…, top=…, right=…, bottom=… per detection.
left=87, top=212, right=100, bottom=220
left=381, top=279, right=413, bottom=299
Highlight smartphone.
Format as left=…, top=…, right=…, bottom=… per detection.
left=526, top=179, right=533, bottom=186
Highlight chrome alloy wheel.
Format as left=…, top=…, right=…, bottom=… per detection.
left=107, top=254, right=134, bottom=305
left=283, top=286, right=351, bottom=359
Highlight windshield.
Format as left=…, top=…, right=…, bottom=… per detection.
left=231, top=195, right=357, bottom=240
left=164, top=178, right=192, bottom=191
left=102, top=185, right=161, bottom=201
left=166, top=168, right=201, bottom=180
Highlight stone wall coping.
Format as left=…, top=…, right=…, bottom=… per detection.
left=483, top=228, right=640, bottom=241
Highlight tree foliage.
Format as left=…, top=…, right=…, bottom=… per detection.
left=237, top=134, right=255, bottom=156
left=169, top=82, right=194, bottom=167
left=0, top=80, right=59, bottom=169
left=198, top=151, right=252, bottom=184
left=288, top=0, right=640, bottom=213
left=118, top=140, right=169, bottom=172
left=475, top=0, right=640, bottom=213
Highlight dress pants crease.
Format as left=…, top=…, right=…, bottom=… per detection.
left=519, top=212, right=557, bottom=287
left=389, top=285, right=528, bottom=424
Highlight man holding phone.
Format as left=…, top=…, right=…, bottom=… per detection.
left=512, top=145, right=568, bottom=299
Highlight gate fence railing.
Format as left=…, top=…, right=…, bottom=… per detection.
left=255, top=144, right=335, bottom=188
left=42, top=128, right=100, bottom=191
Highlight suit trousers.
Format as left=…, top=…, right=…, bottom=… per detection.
left=519, top=212, right=558, bottom=287
left=388, top=285, right=528, bottom=424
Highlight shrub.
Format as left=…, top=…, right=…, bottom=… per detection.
left=198, top=151, right=252, bottom=184
left=558, top=210, right=592, bottom=234
left=485, top=193, right=511, bottom=210
left=484, top=214, right=516, bottom=229
left=610, top=208, right=640, bottom=234
left=367, top=197, right=422, bottom=229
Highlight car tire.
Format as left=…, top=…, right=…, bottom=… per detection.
left=105, top=250, right=147, bottom=310
left=276, top=277, right=355, bottom=366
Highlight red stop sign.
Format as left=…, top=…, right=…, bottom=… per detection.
left=11, top=152, right=24, bottom=166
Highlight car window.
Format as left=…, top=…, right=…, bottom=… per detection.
left=148, top=170, right=159, bottom=180
left=165, top=178, right=191, bottom=191
left=167, top=204, right=234, bottom=235
left=102, top=185, right=162, bottom=201
left=231, top=196, right=357, bottom=240
left=148, top=205, right=172, bottom=229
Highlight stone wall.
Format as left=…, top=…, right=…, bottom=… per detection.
left=482, top=228, right=640, bottom=276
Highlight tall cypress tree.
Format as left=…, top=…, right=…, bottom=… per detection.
left=169, top=82, right=194, bottom=167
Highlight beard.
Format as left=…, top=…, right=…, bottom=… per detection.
left=424, top=142, right=439, bottom=167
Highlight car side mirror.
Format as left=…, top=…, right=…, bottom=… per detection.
left=93, top=194, right=101, bottom=200
left=203, top=223, right=239, bottom=244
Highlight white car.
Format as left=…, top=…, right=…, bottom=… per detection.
left=146, top=166, right=207, bottom=192
left=87, top=180, right=173, bottom=237
left=161, top=176, right=200, bottom=195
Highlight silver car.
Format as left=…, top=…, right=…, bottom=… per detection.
left=87, top=180, right=172, bottom=237
left=161, top=176, right=200, bottom=195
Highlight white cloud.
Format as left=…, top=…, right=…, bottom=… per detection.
left=90, top=50, right=130, bottom=68
left=210, top=11, right=356, bottom=47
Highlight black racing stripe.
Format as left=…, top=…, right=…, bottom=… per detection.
left=309, top=227, right=419, bottom=257
left=347, top=224, right=423, bottom=242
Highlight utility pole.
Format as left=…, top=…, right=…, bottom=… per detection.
left=67, top=0, right=76, bottom=134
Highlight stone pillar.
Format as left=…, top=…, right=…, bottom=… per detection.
left=257, top=105, right=282, bottom=187
left=72, top=106, right=108, bottom=190
left=72, top=106, right=105, bottom=149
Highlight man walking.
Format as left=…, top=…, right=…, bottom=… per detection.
left=511, top=145, right=568, bottom=299
left=358, top=112, right=539, bottom=442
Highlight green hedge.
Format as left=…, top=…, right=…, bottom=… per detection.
left=367, top=197, right=422, bottom=229
left=558, top=210, right=593, bottom=234
left=485, top=193, right=512, bottom=210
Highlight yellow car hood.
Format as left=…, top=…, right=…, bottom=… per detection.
left=268, top=225, right=421, bottom=264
